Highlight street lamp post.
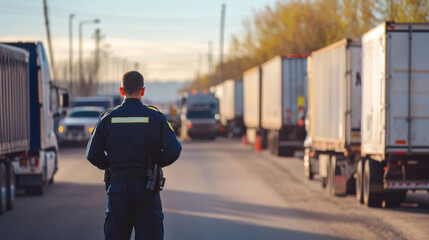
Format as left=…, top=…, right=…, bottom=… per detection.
left=79, top=19, right=100, bottom=94
left=69, top=13, right=75, bottom=94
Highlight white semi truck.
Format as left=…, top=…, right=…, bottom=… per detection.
left=304, top=39, right=362, bottom=195
left=262, top=55, right=307, bottom=156
left=357, top=22, right=429, bottom=207
left=0, top=42, right=69, bottom=215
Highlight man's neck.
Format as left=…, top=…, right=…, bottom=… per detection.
left=124, top=95, right=142, bottom=101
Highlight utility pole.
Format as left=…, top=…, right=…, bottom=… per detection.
left=219, top=3, right=226, bottom=84
left=79, top=19, right=99, bottom=95
left=69, top=14, right=75, bottom=94
left=208, top=41, right=213, bottom=85
left=94, top=29, right=101, bottom=83
left=93, top=28, right=102, bottom=96
left=43, top=0, right=56, bottom=80
left=197, top=53, right=202, bottom=83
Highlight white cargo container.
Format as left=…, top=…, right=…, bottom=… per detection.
left=304, top=39, right=362, bottom=196
left=243, top=67, right=264, bottom=145
left=357, top=22, right=429, bottom=207
left=262, top=55, right=307, bottom=156
left=217, top=80, right=244, bottom=137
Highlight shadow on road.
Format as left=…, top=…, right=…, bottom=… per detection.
left=0, top=182, right=106, bottom=240
left=165, top=211, right=348, bottom=240
left=162, top=189, right=351, bottom=240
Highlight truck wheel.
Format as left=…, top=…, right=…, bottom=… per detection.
left=363, top=159, right=383, bottom=207
left=281, top=147, right=294, bottom=157
left=6, top=162, right=16, bottom=210
left=356, top=159, right=364, bottom=203
left=385, top=191, right=406, bottom=208
left=0, top=163, right=7, bottom=215
left=304, top=148, right=314, bottom=180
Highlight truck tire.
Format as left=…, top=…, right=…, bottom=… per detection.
left=385, top=191, right=406, bottom=208
left=281, top=147, right=294, bottom=157
left=0, top=163, right=7, bottom=215
left=363, top=159, right=383, bottom=207
left=6, top=162, right=16, bottom=210
left=356, top=159, right=364, bottom=203
left=304, top=148, right=314, bottom=180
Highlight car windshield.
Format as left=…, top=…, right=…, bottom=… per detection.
left=72, top=101, right=110, bottom=109
left=186, top=110, right=214, bottom=119
left=69, top=111, right=101, bottom=118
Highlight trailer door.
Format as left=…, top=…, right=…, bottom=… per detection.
left=386, top=30, right=429, bottom=151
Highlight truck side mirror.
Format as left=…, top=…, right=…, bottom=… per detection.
left=62, top=93, right=70, bottom=108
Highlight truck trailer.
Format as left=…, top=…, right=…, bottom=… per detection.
left=0, top=42, right=69, bottom=215
left=304, top=39, right=362, bottom=196
left=243, top=66, right=266, bottom=147
left=357, top=22, right=429, bottom=207
left=215, top=79, right=244, bottom=137
left=262, top=55, right=307, bottom=156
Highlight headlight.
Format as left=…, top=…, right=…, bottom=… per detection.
left=87, top=123, right=95, bottom=134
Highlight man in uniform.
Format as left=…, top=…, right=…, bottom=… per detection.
left=86, top=71, right=182, bottom=240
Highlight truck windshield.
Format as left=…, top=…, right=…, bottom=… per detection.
left=69, top=111, right=101, bottom=118
left=187, top=110, right=214, bottom=119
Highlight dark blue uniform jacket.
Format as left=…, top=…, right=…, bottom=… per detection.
left=86, top=98, right=181, bottom=171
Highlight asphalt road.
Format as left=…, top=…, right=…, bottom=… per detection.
left=0, top=138, right=428, bottom=240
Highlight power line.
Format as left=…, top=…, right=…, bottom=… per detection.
left=219, top=3, right=226, bottom=84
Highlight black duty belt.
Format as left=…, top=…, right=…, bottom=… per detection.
left=110, top=167, right=147, bottom=179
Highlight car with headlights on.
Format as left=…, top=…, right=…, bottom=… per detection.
left=57, top=106, right=105, bottom=143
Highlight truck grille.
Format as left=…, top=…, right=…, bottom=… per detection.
left=67, top=125, right=84, bottom=131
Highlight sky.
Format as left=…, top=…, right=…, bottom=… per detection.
left=0, top=0, right=279, bottom=82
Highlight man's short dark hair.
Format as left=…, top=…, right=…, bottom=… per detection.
left=122, top=71, right=144, bottom=95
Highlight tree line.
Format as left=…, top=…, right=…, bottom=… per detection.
left=189, top=0, right=429, bottom=90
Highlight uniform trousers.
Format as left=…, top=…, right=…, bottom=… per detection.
left=105, top=178, right=164, bottom=240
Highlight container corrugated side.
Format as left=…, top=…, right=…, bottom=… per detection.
left=222, top=79, right=236, bottom=123
left=311, top=40, right=348, bottom=150
left=282, top=57, right=307, bottom=127
left=384, top=24, right=429, bottom=153
left=0, top=43, right=30, bottom=156
left=243, top=67, right=261, bottom=129
left=361, top=23, right=388, bottom=156
left=235, top=81, right=243, bottom=118
left=261, top=56, right=282, bottom=129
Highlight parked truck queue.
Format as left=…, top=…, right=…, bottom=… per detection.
left=220, top=21, right=429, bottom=208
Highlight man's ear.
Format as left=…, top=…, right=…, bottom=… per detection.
left=141, top=87, right=145, bottom=96
left=119, top=87, right=125, bottom=96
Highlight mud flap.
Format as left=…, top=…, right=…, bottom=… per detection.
left=334, top=175, right=347, bottom=196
